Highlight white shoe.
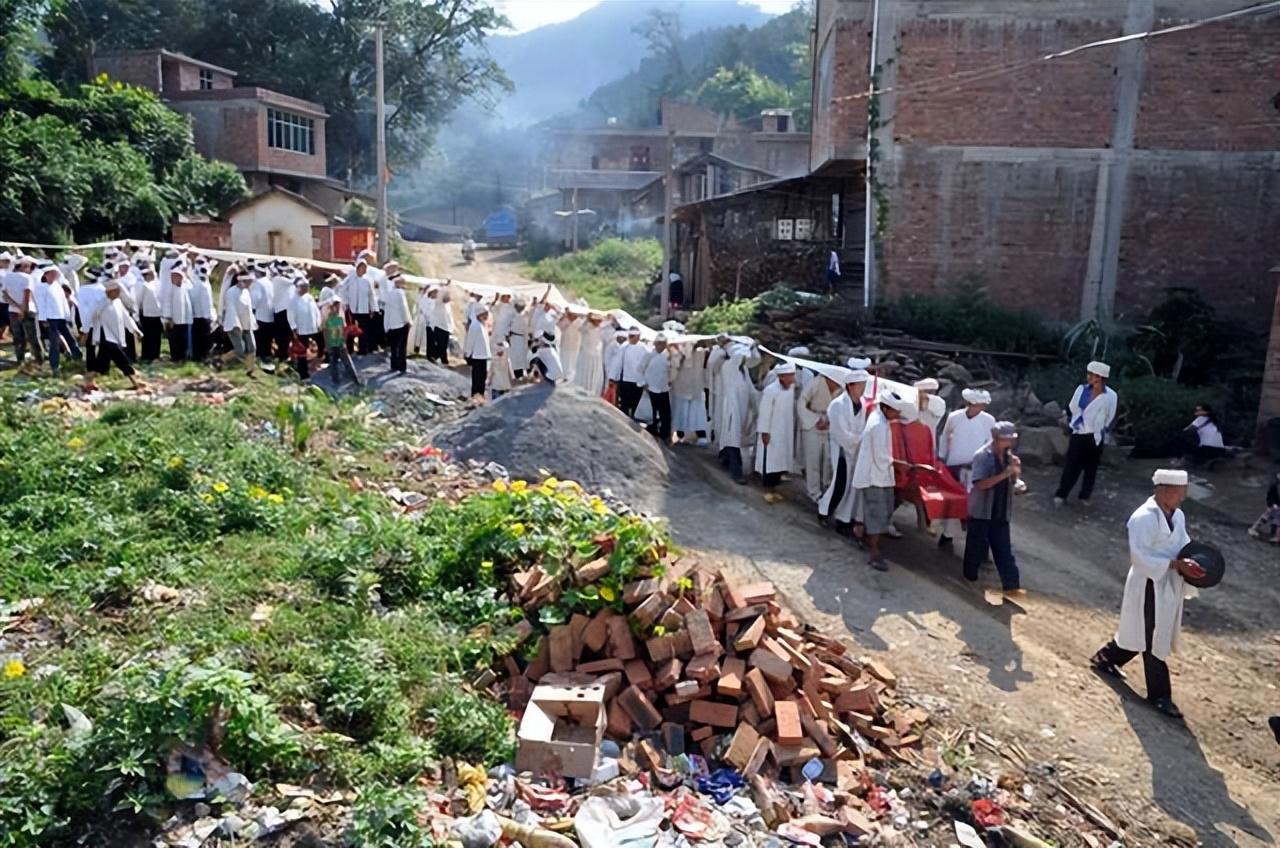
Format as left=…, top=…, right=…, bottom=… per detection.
left=886, top=525, right=903, bottom=539
left=696, top=437, right=709, bottom=447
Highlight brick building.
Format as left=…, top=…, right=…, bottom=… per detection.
left=812, top=0, right=1280, bottom=328
left=91, top=49, right=359, bottom=218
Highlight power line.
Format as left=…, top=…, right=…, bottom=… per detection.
left=833, top=1, right=1280, bottom=104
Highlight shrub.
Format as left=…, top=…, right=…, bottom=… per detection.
left=423, top=684, right=515, bottom=766
left=347, top=783, right=433, bottom=848
left=524, top=238, right=662, bottom=312
left=876, top=281, right=1059, bottom=355
left=686, top=297, right=760, bottom=335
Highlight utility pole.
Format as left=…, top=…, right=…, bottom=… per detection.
left=374, top=22, right=389, bottom=264
left=660, top=129, right=675, bottom=319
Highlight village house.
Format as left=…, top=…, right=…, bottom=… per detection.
left=91, top=49, right=368, bottom=259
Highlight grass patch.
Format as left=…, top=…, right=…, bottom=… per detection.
left=0, top=375, right=670, bottom=846
left=523, top=238, right=661, bottom=312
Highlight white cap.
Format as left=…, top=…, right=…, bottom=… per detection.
left=1153, top=469, right=1189, bottom=487
left=627, top=327, right=641, bottom=336
left=654, top=332, right=668, bottom=343
left=787, top=346, right=810, bottom=357
left=774, top=362, right=797, bottom=376
left=103, top=279, right=122, bottom=293
left=1087, top=361, right=1111, bottom=379
left=844, top=368, right=870, bottom=385
left=914, top=378, right=939, bottom=391
left=847, top=356, right=871, bottom=370
left=878, top=390, right=908, bottom=411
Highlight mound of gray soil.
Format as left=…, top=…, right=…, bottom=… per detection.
left=432, top=383, right=673, bottom=511
left=310, top=355, right=472, bottom=428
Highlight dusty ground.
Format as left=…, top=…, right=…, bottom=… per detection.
left=406, top=240, right=534, bottom=285
left=655, top=450, right=1280, bottom=847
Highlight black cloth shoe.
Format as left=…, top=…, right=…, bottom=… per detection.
left=1149, top=697, right=1183, bottom=719
left=1268, top=715, right=1280, bottom=745
left=1089, top=650, right=1125, bottom=680
left=938, top=535, right=954, bottom=553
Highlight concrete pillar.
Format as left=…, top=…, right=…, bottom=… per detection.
left=1079, top=0, right=1153, bottom=326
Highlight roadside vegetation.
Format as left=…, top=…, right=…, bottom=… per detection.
left=0, top=376, right=668, bottom=846
left=523, top=238, right=662, bottom=312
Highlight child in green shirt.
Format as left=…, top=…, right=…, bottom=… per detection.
left=323, top=303, right=363, bottom=387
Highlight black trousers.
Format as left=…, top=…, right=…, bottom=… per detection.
left=369, top=312, right=385, bottom=351
left=255, top=321, right=275, bottom=361
left=98, top=341, right=135, bottom=377
left=192, top=318, right=212, bottom=361
left=647, top=391, right=672, bottom=440
left=963, top=518, right=1021, bottom=590
left=274, top=310, right=292, bottom=360
left=140, top=316, right=164, bottom=362
left=1097, top=579, right=1172, bottom=702
left=618, top=381, right=642, bottom=417
left=354, top=314, right=376, bottom=355
left=1055, top=434, right=1104, bottom=501
left=167, top=323, right=190, bottom=362
left=84, top=338, right=99, bottom=373
left=467, top=357, right=488, bottom=396
left=821, top=455, right=849, bottom=520
left=123, top=330, right=136, bottom=363
left=386, top=325, right=409, bottom=373
left=718, top=447, right=745, bottom=482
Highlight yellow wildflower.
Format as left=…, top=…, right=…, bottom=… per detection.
left=200, top=493, right=214, bottom=504
left=212, top=481, right=229, bottom=494
left=542, top=476, right=560, bottom=489
left=248, top=485, right=268, bottom=500
left=266, top=493, right=285, bottom=505
left=510, top=480, right=528, bottom=493
left=66, top=437, right=84, bottom=451
left=598, top=585, right=616, bottom=603
left=165, top=456, right=183, bottom=470
left=480, top=560, right=494, bottom=571
left=491, top=479, right=509, bottom=493
left=590, top=498, right=609, bottom=516
left=2, top=659, right=25, bottom=680
left=509, top=523, right=526, bottom=538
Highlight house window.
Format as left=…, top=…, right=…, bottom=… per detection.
left=267, top=108, right=315, bottom=155
left=198, top=68, right=214, bottom=90
left=775, top=219, right=794, bottom=240
left=629, top=145, right=651, bottom=170
left=794, top=219, right=813, bottom=240
left=776, top=114, right=790, bottom=133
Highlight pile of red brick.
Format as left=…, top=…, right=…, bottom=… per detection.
left=496, top=554, right=930, bottom=784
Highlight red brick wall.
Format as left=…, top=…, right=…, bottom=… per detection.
left=892, top=19, right=1121, bottom=148
left=881, top=150, right=1098, bottom=322
left=812, top=16, right=871, bottom=172
left=1115, top=158, right=1280, bottom=323
left=1136, top=20, right=1280, bottom=151
left=172, top=221, right=232, bottom=250
left=91, top=53, right=161, bottom=92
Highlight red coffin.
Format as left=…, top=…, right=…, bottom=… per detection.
left=891, top=420, right=969, bottom=522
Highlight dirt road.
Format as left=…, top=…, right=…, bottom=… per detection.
left=658, top=453, right=1279, bottom=847
left=406, top=240, right=535, bottom=286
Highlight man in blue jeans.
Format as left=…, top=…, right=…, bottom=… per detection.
left=963, top=421, right=1025, bottom=599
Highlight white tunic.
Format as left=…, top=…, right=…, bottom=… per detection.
left=92, top=299, right=141, bottom=346
left=189, top=278, right=215, bottom=320
left=220, top=286, right=256, bottom=333
left=939, top=408, right=996, bottom=467
left=533, top=346, right=564, bottom=383
left=271, top=275, right=295, bottom=313
left=250, top=278, right=274, bottom=323
left=410, top=294, right=432, bottom=351
left=1068, top=384, right=1118, bottom=445
left=288, top=293, right=322, bottom=336
left=136, top=278, right=163, bottom=318
left=573, top=323, right=606, bottom=396
left=430, top=296, right=454, bottom=333
left=610, top=343, right=648, bottom=383
left=671, top=347, right=709, bottom=433
left=1115, top=497, right=1193, bottom=660
left=341, top=273, right=378, bottom=315
left=77, top=283, right=105, bottom=334
left=639, top=349, right=671, bottom=393
left=851, top=408, right=894, bottom=489
left=161, top=280, right=194, bottom=325
left=490, top=354, right=516, bottom=391
left=559, top=316, right=583, bottom=383
left=716, top=355, right=756, bottom=451
left=382, top=288, right=410, bottom=331
left=817, top=391, right=868, bottom=521
left=34, top=279, right=71, bottom=321
left=463, top=320, right=490, bottom=360
left=754, top=381, right=795, bottom=475
left=508, top=308, right=532, bottom=371
left=706, top=345, right=729, bottom=433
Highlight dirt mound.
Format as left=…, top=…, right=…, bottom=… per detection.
left=433, top=383, right=674, bottom=511
left=310, top=355, right=473, bottom=428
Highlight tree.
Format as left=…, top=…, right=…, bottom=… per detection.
left=693, top=64, right=791, bottom=122
left=0, top=78, right=248, bottom=242
left=0, top=0, right=43, bottom=86
left=40, top=0, right=512, bottom=184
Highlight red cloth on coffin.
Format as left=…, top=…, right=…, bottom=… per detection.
left=890, top=419, right=968, bottom=521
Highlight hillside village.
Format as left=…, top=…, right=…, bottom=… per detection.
left=1, top=2, right=1279, bottom=848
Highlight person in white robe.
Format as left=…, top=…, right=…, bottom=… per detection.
left=77, top=268, right=106, bottom=380
left=270, top=262, right=297, bottom=361
left=188, top=261, right=216, bottom=362
left=34, top=263, right=81, bottom=374
left=488, top=340, right=517, bottom=398
left=639, top=333, right=673, bottom=441
left=715, top=345, right=757, bottom=483
left=705, top=334, right=732, bottom=441
left=853, top=390, right=908, bottom=571
left=559, top=308, right=584, bottom=384
left=1091, top=469, right=1203, bottom=719
left=339, top=259, right=378, bottom=355
left=287, top=277, right=322, bottom=377
left=609, top=327, right=649, bottom=418
left=219, top=273, right=259, bottom=377
left=462, top=304, right=491, bottom=398
left=409, top=286, right=432, bottom=357
left=671, top=343, right=709, bottom=444
left=135, top=265, right=165, bottom=363
left=934, top=388, right=996, bottom=552
left=429, top=287, right=455, bottom=365
left=508, top=297, right=532, bottom=377
left=92, top=279, right=144, bottom=389
left=382, top=273, right=411, bottom=374
left=160, top=263, right=194, bottom=362
left=754, top=362, right=797, bottom=489
left=798, top=370, right=842, bottom=502
left=818, top=369, right=869, bottom=528
left=58, top=252, right=86, bottom=295
left=491, top=292, right=516, bottom=347
left=573, top=312, right=607, bottom=397
left=913, top=378, right=944, bottom=444
left=530, top=331, right=565, bottom=384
